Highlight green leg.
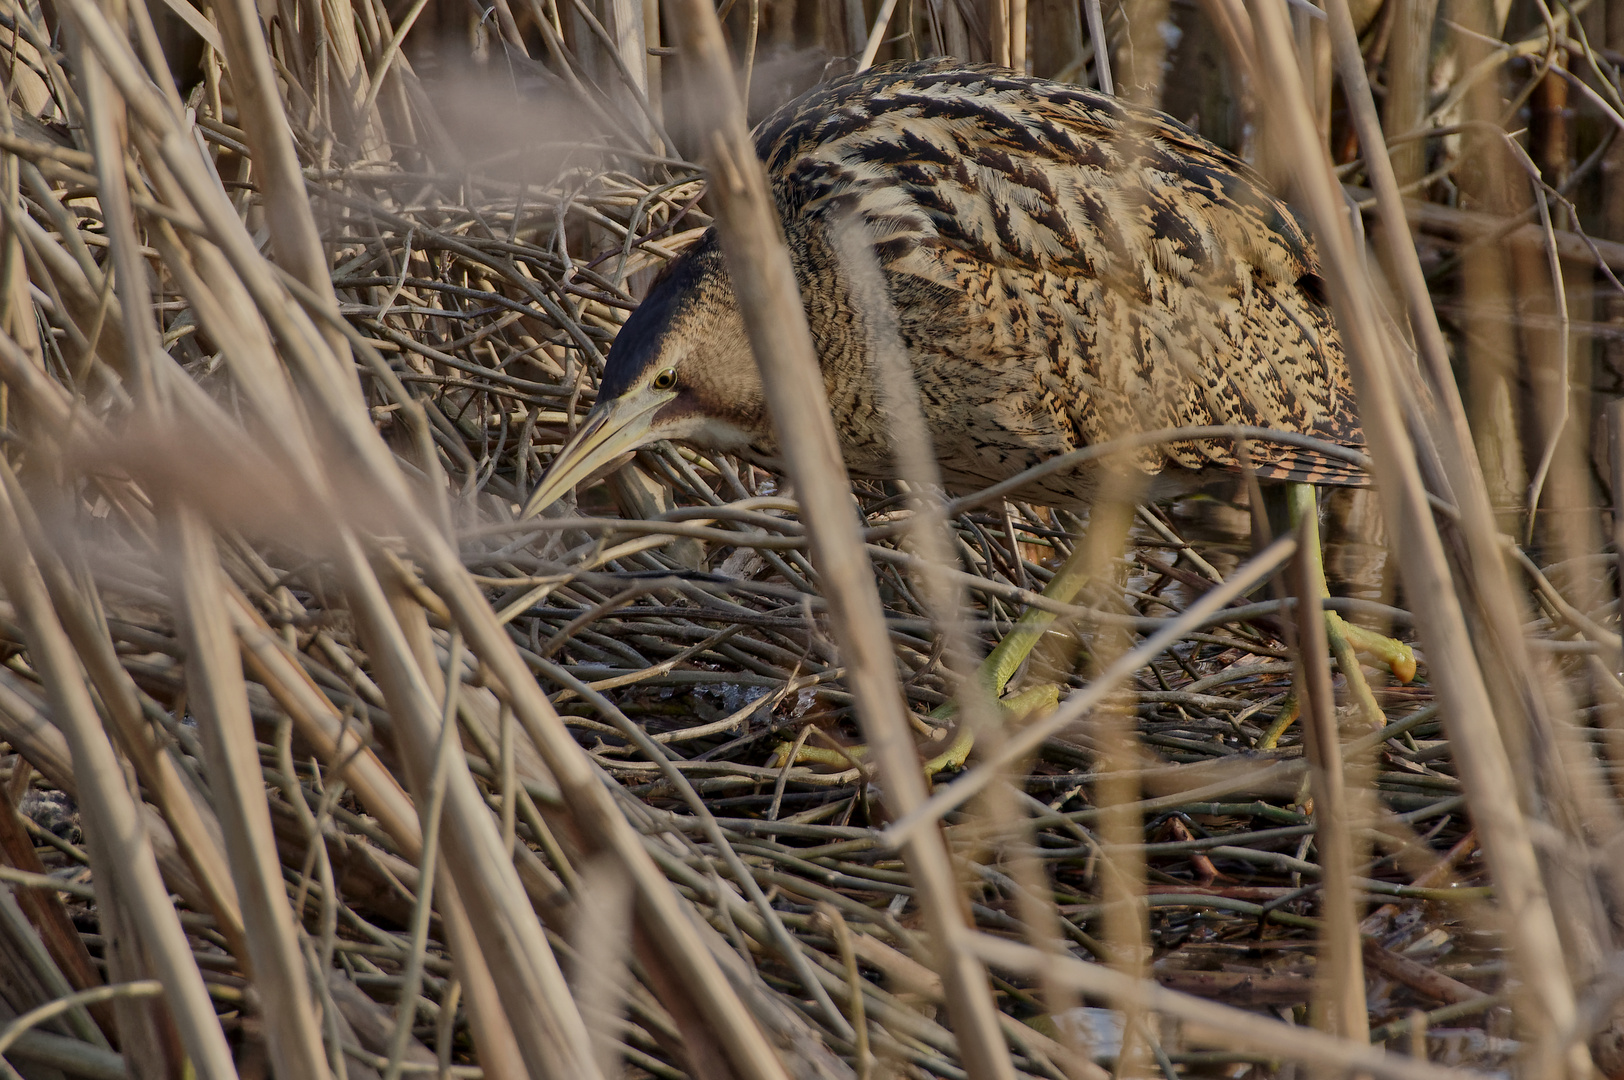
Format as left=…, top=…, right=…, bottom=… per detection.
left=1257, top=691, right=1300, bottom=751
left=976, top=548, right=1097, bottom=699
left=776, top=484, right=1414, bottom=772
left=919, top=683, right=1061, bottom=774
left=1259, top=485, right=1414, bottom=747
left=774, top=533, right=1096, bottom=774
left=1286, top=483, right=1389, bottom=732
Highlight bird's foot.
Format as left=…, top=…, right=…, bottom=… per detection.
left=1256, top=612, right=1417, bottom=748
left=1325, top=611, right=1385, bottom=730
left=772, top=740, right=867, bottom=770
left=1339, top=620, right=1417, bottom=683
left=1271, top=484, right=1417, bottom=740
left=917, top=683, right=1062, bottom=774
left=1258, top=692, right=1300, bottom=750
left=767, top=510, right=1111, bottom=778
left=769, top=683, right=1061, bottom=777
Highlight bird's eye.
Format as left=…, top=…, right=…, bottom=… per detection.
left=651, top=368, right=677, bottom=391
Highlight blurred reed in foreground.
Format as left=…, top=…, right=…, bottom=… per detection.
left=0, top=0, right=1619, bottom=1077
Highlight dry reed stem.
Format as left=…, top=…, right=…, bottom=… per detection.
left=162, top=509, right=334, bottom=1078
left=210, top=0, right=370, bottom=337
left=0, top=0, right=1612, bottom=1072
left=228, top=591, right=423, bottom=850
left=661, top=5, right=1017, bottom=1078
left=1289, top=494, right=1367, bottom=1041
left=832, top=214, right=1101, bottom=1071
left=966, top=932, right=1478, bottom=1080
left=0, top=473, right=238, bottom=1078
left=11, top=480, right=250, bottom=956
left=1073, top=486, right=1153, bottom=1071
left=354, top=550, right=602, bottom=1080
left=1246, top=0, right=1584, bottom=1064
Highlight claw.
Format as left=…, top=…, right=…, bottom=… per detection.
left=1339, top=621, right=1417, bottom=683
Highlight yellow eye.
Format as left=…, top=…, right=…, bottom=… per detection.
left=651, top=368, right=677, bottom=391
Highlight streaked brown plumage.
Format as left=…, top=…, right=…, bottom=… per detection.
left=524, top=59, right=1363, bottom=518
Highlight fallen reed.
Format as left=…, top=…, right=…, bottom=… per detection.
left=0, top=0, right=1618, bottom=1077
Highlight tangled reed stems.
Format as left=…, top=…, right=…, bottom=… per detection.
left=0, top=0, right=1621, bottom=1077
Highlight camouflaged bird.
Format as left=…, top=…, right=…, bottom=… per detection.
left=524, top=59, right=1364, bottom=517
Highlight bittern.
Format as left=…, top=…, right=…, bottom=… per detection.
left=525, top=60, right=1414, bottom=768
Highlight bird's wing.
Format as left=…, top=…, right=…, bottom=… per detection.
left=755, top=61, right=1366, bottom=485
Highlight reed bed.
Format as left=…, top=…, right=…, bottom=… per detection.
left=0, top=0, right=1618, bottom=1077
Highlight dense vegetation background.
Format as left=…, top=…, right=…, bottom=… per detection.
left=0, top=0, right=1620, bottom=1077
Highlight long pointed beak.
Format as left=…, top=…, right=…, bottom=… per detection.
left=522, top=391, right=670, bottom=518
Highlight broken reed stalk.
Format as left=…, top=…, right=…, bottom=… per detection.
left=659, top=4, right=1019, bottom=1079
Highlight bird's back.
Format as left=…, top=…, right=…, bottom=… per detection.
left=754, top=60, right=1364, bottom=501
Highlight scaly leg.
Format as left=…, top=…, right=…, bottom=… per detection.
left=1259, top=484, right=1411, bottom=748
left=777, top=485, right=1415, bottom=771
left=775, top=505, right=1117, bottom=774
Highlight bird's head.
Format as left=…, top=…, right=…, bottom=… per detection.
left=522, top=232, right=768, bottom=517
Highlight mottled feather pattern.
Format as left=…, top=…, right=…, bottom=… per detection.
left=754, top=60, right=1364, bottom=500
